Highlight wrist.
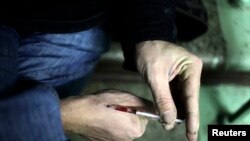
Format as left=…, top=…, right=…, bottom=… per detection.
left=136, top=40, right=173, bottom=51
left=135, top=40, right=171, bottom=64
left=60, top=96, right=91, bottom=133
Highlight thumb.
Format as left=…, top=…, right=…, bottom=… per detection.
left=148, top=71, right=177, bottom=130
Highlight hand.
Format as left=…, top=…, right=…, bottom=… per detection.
left=60, top=89, right=155, bottom=141
left=135, top=40, right=203, bottom=141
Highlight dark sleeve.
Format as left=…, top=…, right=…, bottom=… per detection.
left=112, top=0, right=177, bottom=71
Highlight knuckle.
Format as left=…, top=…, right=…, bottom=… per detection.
left=85, top=95, right=100, bottom=104
left=155, top=96, right=173, bottom=109
left=190, top=55, right=203, bottom=69
left=186, top=111, right=199, bottom=118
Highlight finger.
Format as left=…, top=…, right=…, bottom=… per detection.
left=147, top=68, right=177, bottom=130
left=180, top=60, right=202, bottom=141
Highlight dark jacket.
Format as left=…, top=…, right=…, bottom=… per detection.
left=0, top=0, right=207, bottom=71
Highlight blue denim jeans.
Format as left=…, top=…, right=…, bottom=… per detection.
left=0, top=24, right=109, bottom=141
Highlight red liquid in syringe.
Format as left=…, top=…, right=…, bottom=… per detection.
left=107, top=105, right=137, bottom=114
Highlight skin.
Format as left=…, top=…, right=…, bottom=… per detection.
left=61, top=40, right=202, bottom=141
left=135, top=40, right=202, bottom=141
left=61, top=89, right=155, bottom=141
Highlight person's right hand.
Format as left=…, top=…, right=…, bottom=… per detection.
left=135, top=40, right=203, bottom=141
left=60, top=89, right=155, bottom=141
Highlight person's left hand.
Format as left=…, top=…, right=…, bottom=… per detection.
left=61, top=89, right=155, bottom=141
left=135, top=40, right=203, bottom=141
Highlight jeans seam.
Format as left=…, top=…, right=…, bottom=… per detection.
left=38, top=84, right=60, bottom=101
